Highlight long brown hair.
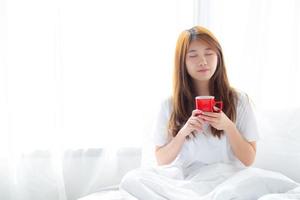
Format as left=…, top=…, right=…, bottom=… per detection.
left=168, top=26, right=238, bottom=139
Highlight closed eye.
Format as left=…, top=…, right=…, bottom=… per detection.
left=188, top=54, right=198, bottom=58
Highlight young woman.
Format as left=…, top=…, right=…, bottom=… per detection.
left=154, top=26, right=258, bottom=168
left=120, top=26, right=259, bottom=199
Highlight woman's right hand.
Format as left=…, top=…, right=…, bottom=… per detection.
left=155, top=109, right=205, bottom=165
left=178, top=109, right=205, bottom=138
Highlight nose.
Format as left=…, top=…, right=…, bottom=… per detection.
left=198, top=56, right=207, bottom=66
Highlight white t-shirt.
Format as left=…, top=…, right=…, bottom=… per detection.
left=151, top=92, right=259, bottom=168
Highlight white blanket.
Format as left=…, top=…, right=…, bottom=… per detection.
left=258, top=186, right=300, bottom=200
left=119, top=163, right=300, bottom=200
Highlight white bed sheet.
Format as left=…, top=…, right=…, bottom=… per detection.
left=79, top=188, right=300, bottom=200
left=79, top=163, right=300, bottom=200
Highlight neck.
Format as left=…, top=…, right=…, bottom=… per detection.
left=194, top=80, right=210, bottom=96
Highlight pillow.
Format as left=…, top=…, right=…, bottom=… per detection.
left=254, top=108, right=300, bottom=182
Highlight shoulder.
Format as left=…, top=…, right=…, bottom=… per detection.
left=161, top=96, right=172, bottom=108
left=235, top=90, right=251, bottom=107
left=159, top=96, right=173, bottom=117
left=234, top=90, right=256, bottom=117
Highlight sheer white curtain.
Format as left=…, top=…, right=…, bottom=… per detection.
left=0, top=0, right=192, bottom=151
left=196, top=0, right=300, bottom=110
left=2, top=0, right=300, bottom=199
left=0, top=0, right=195, bottom=199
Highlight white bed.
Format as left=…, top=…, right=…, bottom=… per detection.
left=78, top=108, right=300, bottom=200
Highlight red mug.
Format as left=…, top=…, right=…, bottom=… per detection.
left=195, top=96, right=223, bottom=112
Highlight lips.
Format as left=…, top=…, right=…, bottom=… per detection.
left=197, top=69, right=209, bottom=72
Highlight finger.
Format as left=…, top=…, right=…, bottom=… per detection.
left=189, top=118, right=203, bottom=127
left=192, top=116, right=205, bottom=125
left=195, top=117, right=206, bottom=126
left=196, top=117, right=205, bottom=124
left=188, top=118, right=202, bottom=128
left=194, top=123, right=203, bottom=130
left=191, top=125, right=203, bottom=132
left=188, top=119, right=196, bottom=126
left=192, top=109, right=203, bottom=117
left=213, top=106, right=222, bottom=113
left=197, top=117, right=205, bottom=125
left=199, top=115, right=217, bottom=123
left=201, top=111, right=219, bottom=118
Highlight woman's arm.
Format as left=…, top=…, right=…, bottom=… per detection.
left=225, top=122, right=256, bottom=166
left=155, top=133, right=186, bottom=165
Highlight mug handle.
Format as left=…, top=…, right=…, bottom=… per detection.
left=214, top=101, right=223, bottom=113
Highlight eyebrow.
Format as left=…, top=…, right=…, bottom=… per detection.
left=187, top=48, right=213, bottom=53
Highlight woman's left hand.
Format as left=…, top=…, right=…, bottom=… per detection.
left=198, top=107, right=233, bottom=131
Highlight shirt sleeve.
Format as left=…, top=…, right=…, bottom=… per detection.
left=235, top=92, right=260, bottom=142
left=151, top=98, right=172, bottom=147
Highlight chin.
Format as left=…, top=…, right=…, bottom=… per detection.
left=193, top=76, right=211, bottom=82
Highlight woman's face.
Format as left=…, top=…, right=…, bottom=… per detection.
left=185, top=39, right=218, bottom=82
